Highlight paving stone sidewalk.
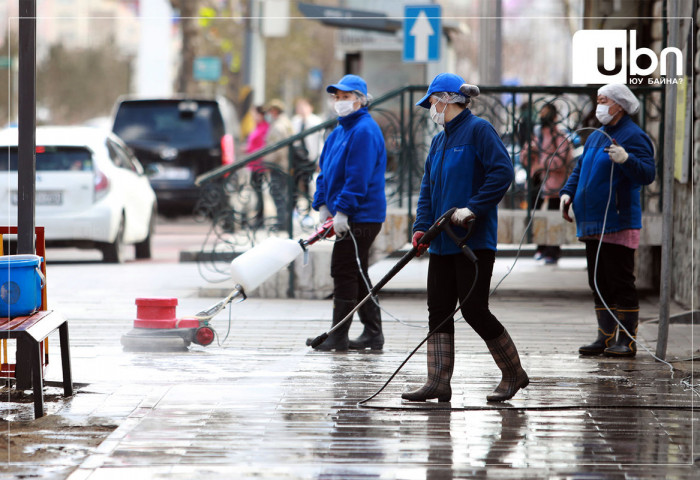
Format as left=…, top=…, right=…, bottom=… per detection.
left=2, top=258, right=698, bottom=479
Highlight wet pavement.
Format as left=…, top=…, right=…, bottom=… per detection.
left=2, top=249, right=698, bottom=479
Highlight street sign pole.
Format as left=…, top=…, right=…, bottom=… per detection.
left=18, top=0, right=36, bottom=255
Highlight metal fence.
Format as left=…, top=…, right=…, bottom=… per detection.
left=193, top=84, right=664, bottom=263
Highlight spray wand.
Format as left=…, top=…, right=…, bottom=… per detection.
left=194, top=218, right=337, bottom=323
left=307, top=208, right=476, bottom=348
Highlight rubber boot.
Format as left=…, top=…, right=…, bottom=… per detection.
left=485, top=329, right=529, bottom=402
left=306, top=298, right=354, bottom=351
left=402, top=333, right=454, bottom=402
left=348, top=297, right=384, bottom=350
left=579, top=307, right=618, bottom=356
left=604, top=309, right=638, bottom=357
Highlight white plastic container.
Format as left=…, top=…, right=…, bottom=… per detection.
left=230, top=237, right=303, bottom=293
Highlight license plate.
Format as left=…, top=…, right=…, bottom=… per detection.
left=11, top=191, right=63, bottom=206
left=151, top=165, right=192, bottom=181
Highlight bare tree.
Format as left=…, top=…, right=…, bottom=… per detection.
left=170, top=0, right=199, bottom=94
left=37, top=43, right=132, bottom=124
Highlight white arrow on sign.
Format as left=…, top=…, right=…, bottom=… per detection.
left=409, top=11, right=434, bottom=62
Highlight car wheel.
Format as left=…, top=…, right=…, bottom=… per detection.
left=135, top=206, right=156, bottom=259
left=102, top=214, right=126, bottom=263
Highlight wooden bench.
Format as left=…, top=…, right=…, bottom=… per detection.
left=1, top=226, right=73, bottom=418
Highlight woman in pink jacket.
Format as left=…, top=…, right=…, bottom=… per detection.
left=520, top=103, right=573, bottom=264
left=246, top=106, right=269, bottom=227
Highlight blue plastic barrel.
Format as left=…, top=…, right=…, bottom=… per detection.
left=0, top=254, right=44, bottom=318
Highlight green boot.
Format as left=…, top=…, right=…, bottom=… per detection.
left=604, top=309, right=638, bottom=357
left=579, top=307, right=618, bottom=356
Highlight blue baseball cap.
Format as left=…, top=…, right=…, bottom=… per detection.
left=416, top=73, right=467, bottom=109
left=326, top=74, right=368, bottom=96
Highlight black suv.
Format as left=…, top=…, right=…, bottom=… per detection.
left=111, top=96, right=239, bottom=214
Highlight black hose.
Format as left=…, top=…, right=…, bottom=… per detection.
left=358, top=403, right=695, bottom=412
left=358, top=259, right=479, bottom=406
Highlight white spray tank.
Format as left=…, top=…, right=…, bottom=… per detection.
left=230, top=237, right=304, bottom=293
left=195, top=220, right=335, bottom=322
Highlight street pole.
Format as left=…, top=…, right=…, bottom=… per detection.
left=243, top=0, right=265, bottom=105
left=478, top=0, right=502, bottom=85
left=656, top=1, right=680, bottom=360
left=17, top=0, right=36, bottom=255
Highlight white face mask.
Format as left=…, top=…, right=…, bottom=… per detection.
left=430, top=98, right=448, bottom=126
left=596, top=104, right=614, bottom=125
left=334, top=100, right=356, bottom=117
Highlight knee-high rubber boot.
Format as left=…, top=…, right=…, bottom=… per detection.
left=306, top=298, right=355, bottom=351
left=604, top=309, right=638, bottom=357
left=348, top=297, right=384, bottom=350
left=485, top=329, right=529, bottom=402
left=579, top=307, right=618, bottom=356
left=401, top=333, right=454, bottom=402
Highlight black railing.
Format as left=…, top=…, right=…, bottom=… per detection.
left=193, top=84, right=664, bottom=290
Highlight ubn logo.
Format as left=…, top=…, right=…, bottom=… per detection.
left=572, top=30, right=683, bottom=84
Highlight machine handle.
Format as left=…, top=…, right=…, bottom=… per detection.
left=441, top=219, right=478, bottom=264
left=419, top=207, right=456, bottom=246
left=415, top=207, right=477, bottom=264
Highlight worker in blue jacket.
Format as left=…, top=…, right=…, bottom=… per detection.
left=560, top=83, right=655, bottom=358
left=307, top=74, right=387, bottom=351
left=403, top=73, right=529, bottom=403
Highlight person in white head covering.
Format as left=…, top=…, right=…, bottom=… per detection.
left=559, top=84, right=655, bottom=358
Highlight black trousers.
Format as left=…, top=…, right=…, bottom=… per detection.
left=584, top=240, right=638, bottom=310
left=249, top=170, right=265, bottom=226
left=331, top=223, right=382, bottom=301
left=269, top=169, right=289, bottom=228
left=427, top=250, right=504, bottom=340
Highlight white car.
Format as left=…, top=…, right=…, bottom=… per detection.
left=0, top=126, right=158, bottom=263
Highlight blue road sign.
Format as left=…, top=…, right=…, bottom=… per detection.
left=403, top=5, right=441, bottom=63
left=194, top=56, right=222, bottom=82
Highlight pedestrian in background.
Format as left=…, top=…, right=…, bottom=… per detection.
left=292, top=97, right=324, bottom=163
left=307, top=74, right=387, bottom=351
left=403, top=73, right=529, bottom=403
left=560, top=84, right=655, bottom=358
left=264, top=99, right=294, bottom=230
left=291, top=98, right=324, bottom=210
left=245, top=105, right=269, bottom=227
left=520, top=102, right=574, bottom=264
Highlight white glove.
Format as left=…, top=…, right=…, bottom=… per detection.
left=451, top=207, right=475, bottom=227
left=333, top=212, right=349, bottom=234
left=318, top=205, right=331, bottom=221
left=605, top=143, right=628, bottom=164
left=560, top=194, right=573, bottom=223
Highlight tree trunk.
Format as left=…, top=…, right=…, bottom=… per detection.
left=173, top=0, right=198, bottom=94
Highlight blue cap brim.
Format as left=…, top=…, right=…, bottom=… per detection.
left=416, top=92, right=432, bottom=109
left=326, top=84, right=355, bottom=94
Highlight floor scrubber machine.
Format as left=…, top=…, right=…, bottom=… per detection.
left=120, top=219, right=335, bottom=352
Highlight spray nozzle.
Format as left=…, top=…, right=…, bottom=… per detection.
left=299, top=217, right=335, bottom=251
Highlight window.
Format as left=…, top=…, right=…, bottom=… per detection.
left=0, top=146, right=93, bottom=171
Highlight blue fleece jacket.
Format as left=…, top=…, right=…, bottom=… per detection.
left=560, top=115, right=655, bottom=237
left=312, top=108, right=387, bottom=223
left=414, top=108, right=514, bottom=254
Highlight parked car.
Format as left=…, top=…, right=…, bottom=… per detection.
left=0, top=126, right=157, bottom=263
left=110, top=96, right=239, bottom=215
